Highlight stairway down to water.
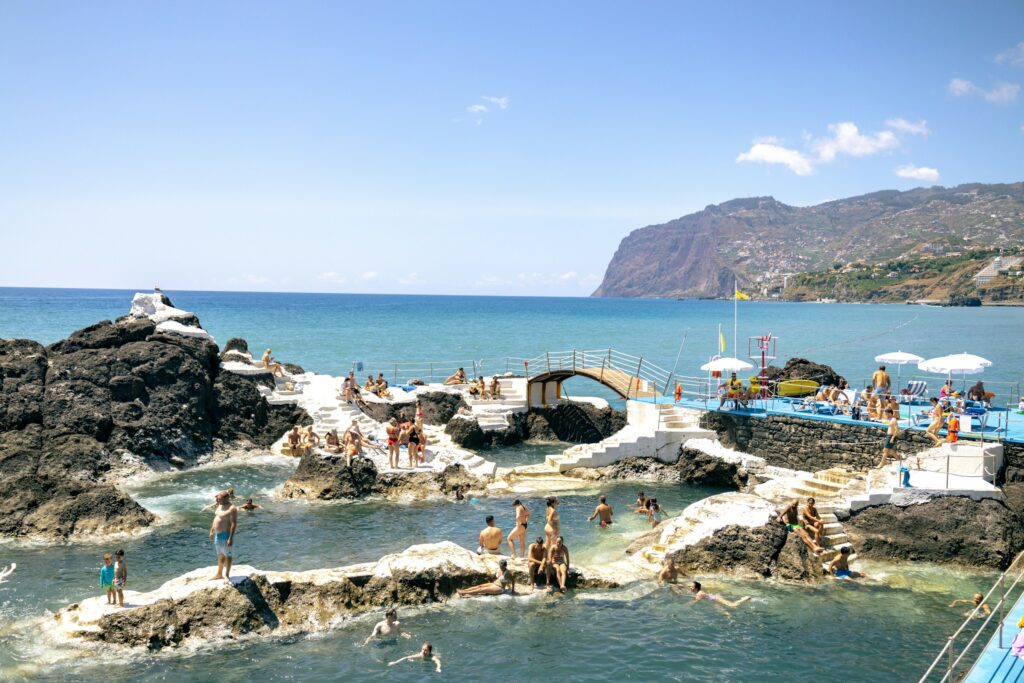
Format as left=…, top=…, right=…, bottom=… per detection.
left=464, top=378, right=528, bottom=432
left=782, top=468, right=866, bottom=562
left=544, top=404, right=714, bottom=472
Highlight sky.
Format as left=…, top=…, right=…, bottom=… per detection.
left=1, top=1, right=1023, bottom=296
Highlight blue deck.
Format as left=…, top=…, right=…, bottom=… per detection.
left=644, top=395, right=1024, bottom=444
left=964, top=593, right=1024, bottom=682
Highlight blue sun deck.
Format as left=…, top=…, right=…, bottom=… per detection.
left=640, top=395, right=1024, bottom=444
left=963, top=593, right=1024, bottom=682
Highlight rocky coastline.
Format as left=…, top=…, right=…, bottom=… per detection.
left=0, top=294, right=310, bottom=541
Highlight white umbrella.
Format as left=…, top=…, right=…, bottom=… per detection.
left=701, top=357, right=754, bottom=373
left=874, top=350, right=925, bottom=379
left=917, top=353, right=992, bottom=376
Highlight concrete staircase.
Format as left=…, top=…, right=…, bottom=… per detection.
left=464, top=378, right=528, bottom=432
left=782, top=468, right=865, bottom=561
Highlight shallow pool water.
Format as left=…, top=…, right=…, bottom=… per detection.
left=0, top=456, right=995, bottom=682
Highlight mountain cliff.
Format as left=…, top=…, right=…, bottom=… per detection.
left=592, top=183, right=1024, bottom=299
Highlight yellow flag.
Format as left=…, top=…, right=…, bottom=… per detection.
left=735, top=287, right=750, bottom=300
left=719, top=331, right=727, bottom=353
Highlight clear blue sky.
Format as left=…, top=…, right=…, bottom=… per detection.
left=2, top=1, right=1022, bottom=295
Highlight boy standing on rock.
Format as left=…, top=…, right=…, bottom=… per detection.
left=99, top=553, right=115, bottom=604
left=209, top=490, right=238, bottom=582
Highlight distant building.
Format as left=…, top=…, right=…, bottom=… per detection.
left=975, top=255, right=1023, bottom=287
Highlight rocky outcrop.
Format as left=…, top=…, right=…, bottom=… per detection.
left=0, top=299, right=309, bottom=541
left=666, top=522, right=822, bottom=583
left=702, top=411, right=934, bottom=471
left=845, top=496, right=1024, bottom=569
left=358, top=391, right=468, bottom=426
left=279, top=451, right=481, bottom=502
left=444, top=416, right=487, bottom=449
left=527, top=403, right=625, bottom=443
left=585, top=449, right=747, bottom=489
left=763, top=357, right=843, bottom=390
left=52, top=542, right=620, bottom=651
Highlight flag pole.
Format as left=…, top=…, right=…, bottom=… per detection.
left=733, top=279, right=738, bottom=359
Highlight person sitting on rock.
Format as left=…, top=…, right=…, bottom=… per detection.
left=826, top=546, right=867, bottom=580
left=363, top=608, right=412, bottom=645
left=389, top=642, right=441, bottom=673
left=286, top=426, right=304, bottom=455
left=777, top=499, right=825, bottom=554
left=261, top=348, right=285, bottom=377
left=457, top=558, right=516, bottom=597
left=444, top=367, right=467, bottom=385
left=950, top=592, right=991, bottom=619
left=658, top=559, right=679, bottom=584
left=304, top=426, right=320, bottom=449
left=527, top=537, right=546, bottom=586
left=689, top=581, right=751, bottom=608
left=546, top=536, right=571, bottom=593
left=801, top=498, right=825, bottom=545
left=324, top=429, right=342, bottom=454
left=477, top=515, right=503, bottom=555
left=475, top=376, right=490, bottom=399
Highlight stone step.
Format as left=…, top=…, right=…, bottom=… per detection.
left=509, top=464, right=563, bottom=478
left=803, top=477, right=847, bottom=491
left=824, top=533, right=848, bottom=546
left=823, top=522, right=844, bottom=533
left=820, top=513, right=838, bottom=523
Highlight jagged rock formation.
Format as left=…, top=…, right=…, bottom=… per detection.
left=845, top=496, right=1024, bottom=569
left=665, top=522, right=823, bottom=583
left=593, top=183, right=1024, bottom=299
left=280, top=455, right=480, bottom=502
left=52, top=542, right=620, bottom=651
left=0, top=297, right=309, bottom=540
left=443, top=402, right=626, bottom=449
left=590, top=449, right=747, bottom=489
left=357, top=391, right=467, bottom=426
left=763, top=357, right=843, bottom=389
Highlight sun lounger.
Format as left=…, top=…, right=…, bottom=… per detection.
left=897, top=380, right=927, bottom=404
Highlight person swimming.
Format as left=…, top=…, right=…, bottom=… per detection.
left=658, top=559, right=679, bottom=584
left=826, top=546, right=867, bottom=579
left=363, top=608, right=412, bottom=645
left=388, top=642, right=441, bottom=673
left=950, top=592, right=992, bottom=619
left=689, top=581, right=750, bottom=608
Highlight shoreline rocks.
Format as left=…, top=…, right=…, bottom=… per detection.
left=51, top=541, right=620, bottom=652
left=0, top=297, right=310, bottom=541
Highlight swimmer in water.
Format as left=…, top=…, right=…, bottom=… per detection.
left=826, top=546, right=868, bottom=580
left=363, top=608, right=412, bottom=645
left=240, top=498, right=262, bottom=511
left=588, top=495, right=613, bottom=527
left=950, top=592, right=992, bottom=619
left=507, top=499, right=531, bottom=558
left=389, top=642, right=441, bottom=672
left=658, top=559, right=679, bottom=585
left=689, top=581, right=750, bottom=608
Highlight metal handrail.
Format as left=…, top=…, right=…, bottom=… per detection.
left=919, top=549, right=1024, bottom=682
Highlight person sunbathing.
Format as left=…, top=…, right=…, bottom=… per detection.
left=261, top=348, right=286, bottom=377
left=286, top=426, right=304, bottom=454
left=444, top=368, right=468, bottom=385
left=457, top=559, right=515, bottom=597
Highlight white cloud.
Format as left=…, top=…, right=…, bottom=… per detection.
left=995, top=42, right=1024, bottom=67
left=885, top=117, right=931, bottom=136
left=812, top=122, right=899, bottom=162
left=359, top=271, right=378, bottom=280
left=398, top=272, right=421, bottom=285
left=736, top=142, right=815, bottom=176
left=482, top=95, right=510, bottom=110
left=894, top=164, right=940, bottom=182
left=466, top=104, right=488, bottom=114
left=243, top=273, right=271, bottom=285
left=949, top=78, right=1020, bottom=104
left=317, top=271, right=346, bottom=284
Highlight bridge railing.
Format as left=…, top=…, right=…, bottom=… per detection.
left=513, top=348, right=676, bottom=398
left=919, top=549, right=1024, bottom=682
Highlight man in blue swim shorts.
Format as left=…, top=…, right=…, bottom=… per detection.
left=826, top=545, right=867, bottom=579
left=208, top=490, right=238, bottom=582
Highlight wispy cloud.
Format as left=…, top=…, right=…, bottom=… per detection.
left=482, top=95, right=510, bottom=110
left=398, top=272, right=421, bottom=285
left=243, top=273, right=271, bottom=285
left=949, top=78, right=1020, bottom=104
left=738, top=119, right=927, bottom=176
left=895, top=164, right=940, bottom=182
left=995, top=42, right=1024, bottom=67
left=885, top=118, right=931, bottom=136
left=317, top=271, right=346, bottom=284
left=466, top=104, right=488, bottom=114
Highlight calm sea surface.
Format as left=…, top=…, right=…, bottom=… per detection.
left=0, top=288, right=1021, bottom=681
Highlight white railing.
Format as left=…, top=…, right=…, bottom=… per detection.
left=513, top=348, right=676, bottom=398
left=919, top=550, right=1024, bottom=682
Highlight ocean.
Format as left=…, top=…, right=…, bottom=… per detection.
left=1, top=287, right=1022, bottom=681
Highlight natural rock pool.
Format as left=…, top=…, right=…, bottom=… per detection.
left=0, top=453, right=995, bottom=681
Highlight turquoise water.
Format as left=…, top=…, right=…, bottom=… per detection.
left=0, top=458, right=995, bottom=682
left=1, top=287, right=1020, bottom=681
